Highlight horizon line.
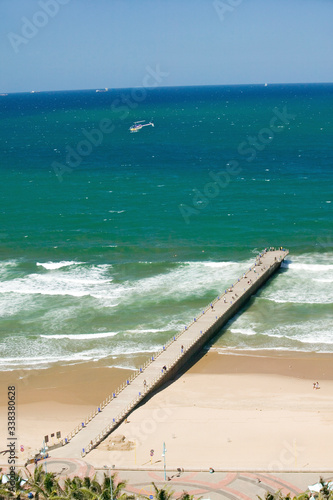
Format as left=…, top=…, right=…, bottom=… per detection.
left=1, top=81, right=333, bottom=96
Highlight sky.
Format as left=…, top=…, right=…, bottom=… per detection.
left=1, top=0, right=333, bottom=93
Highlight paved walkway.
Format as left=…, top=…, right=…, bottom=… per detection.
left=119, top=469, right=330, bottom=500
left=51, top=249, right=288, bottom=460
left=13, top=459, right=333, bottom=500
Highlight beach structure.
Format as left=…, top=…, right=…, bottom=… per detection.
left=49, top=248, right=288, bottom=459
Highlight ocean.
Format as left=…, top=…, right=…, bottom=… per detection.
left=0, top=84, right=332, bottom=371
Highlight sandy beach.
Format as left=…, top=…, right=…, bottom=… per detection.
left=1, top=350, right=333, bottom=471
left=90, top=350, right=333, bottom=471
left=0, top=363, right=133, bottom=463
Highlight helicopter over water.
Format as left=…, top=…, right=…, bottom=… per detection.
left=129, top=120, right=154, bottom=133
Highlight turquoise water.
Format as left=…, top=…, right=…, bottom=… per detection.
left=0, top=84, right=332, bottom=370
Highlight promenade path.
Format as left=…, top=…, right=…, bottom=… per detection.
left=11, top=460, right=332, bottom=500
left=51, top=248, right=288, bottom=460
left=17, top=460, right=332, bottom=500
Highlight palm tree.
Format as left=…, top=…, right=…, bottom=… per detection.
left=60, top=473, right=128, bottom=500
left=99, top=472, right=132, bottom=500
left=26, top=465, right=63, bottom=499
left=257, top=492, right=310, bottom=500
left=257, top=480, right=333, bottom=500
left=149, top=482, right=174, bottom=500
left=62, top=476, right=87, bottom=499
left=0, top=482, right=15, bottom=499
left=317, top=477, right=333, bottom=500
left=23, top=468, right=131, bottom=500
left=179, top=493, right=202, bottom=500
left=0, top=469, right=27, bottom=499
left=257, top=493, right=291, bottom=500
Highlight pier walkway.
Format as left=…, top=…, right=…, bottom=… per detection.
left=50, top=248, right=288, bottom=459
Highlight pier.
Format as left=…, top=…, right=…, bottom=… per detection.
left=50, top=248, right=289, bottom=459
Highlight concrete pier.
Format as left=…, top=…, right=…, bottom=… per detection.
left=50, top=248, right=289, bottom=459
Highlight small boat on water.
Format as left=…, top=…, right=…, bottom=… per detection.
left=129, top=120, right=154, bottom=133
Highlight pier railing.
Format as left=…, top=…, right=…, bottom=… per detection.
left=59, top=248, right=288, bottom=449
left=82, top=326, right=210, bottom=455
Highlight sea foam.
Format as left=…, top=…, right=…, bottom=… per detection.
left=37, top=261, right=83, bottom=270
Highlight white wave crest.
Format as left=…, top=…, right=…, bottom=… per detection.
left=282, top=262, right=333, bottom=272
left=263, top=254, right=333, bottom=305
left=0, top=348, right=111, bottom=370
left=202, top=262, right=234, bottom=268
left=0, top=260, right=18, bottom=269
left=37, top=261, right=83, bottom=270
left=0, top=259, right=254, bottom=310
left=230, top=328, right=257, bottom=336
left=255, top=318, right=333, bottom=346
left=0, top=264, right=114, bottom=300
left=40, top=331, right=119, bottom=340
left=118, top=260, right=252, bottom=302
left=0, top=340, right=162, bottom=370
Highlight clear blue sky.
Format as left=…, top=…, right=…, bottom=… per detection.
left=1, top=0, right=333, bottom=93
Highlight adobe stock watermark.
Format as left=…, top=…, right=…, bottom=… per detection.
left=179, top=160, right=242, bottom=224
left=7, top=0, right=71, bottom=54
left=52, top=64, right=169, bottom=182
left=237, top=107, right=296, bottom=161
left=213, top=0, right=243, bottom=22
left=179, top=106, right=296, bottom=224
left=126, top=400, right=173, bottom=448
left=267, top=439, right=305, bottom=471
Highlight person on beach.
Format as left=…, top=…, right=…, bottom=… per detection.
left=143, top=379, right=147, bottom=388
left=181, top=345, right=184, bottom=353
